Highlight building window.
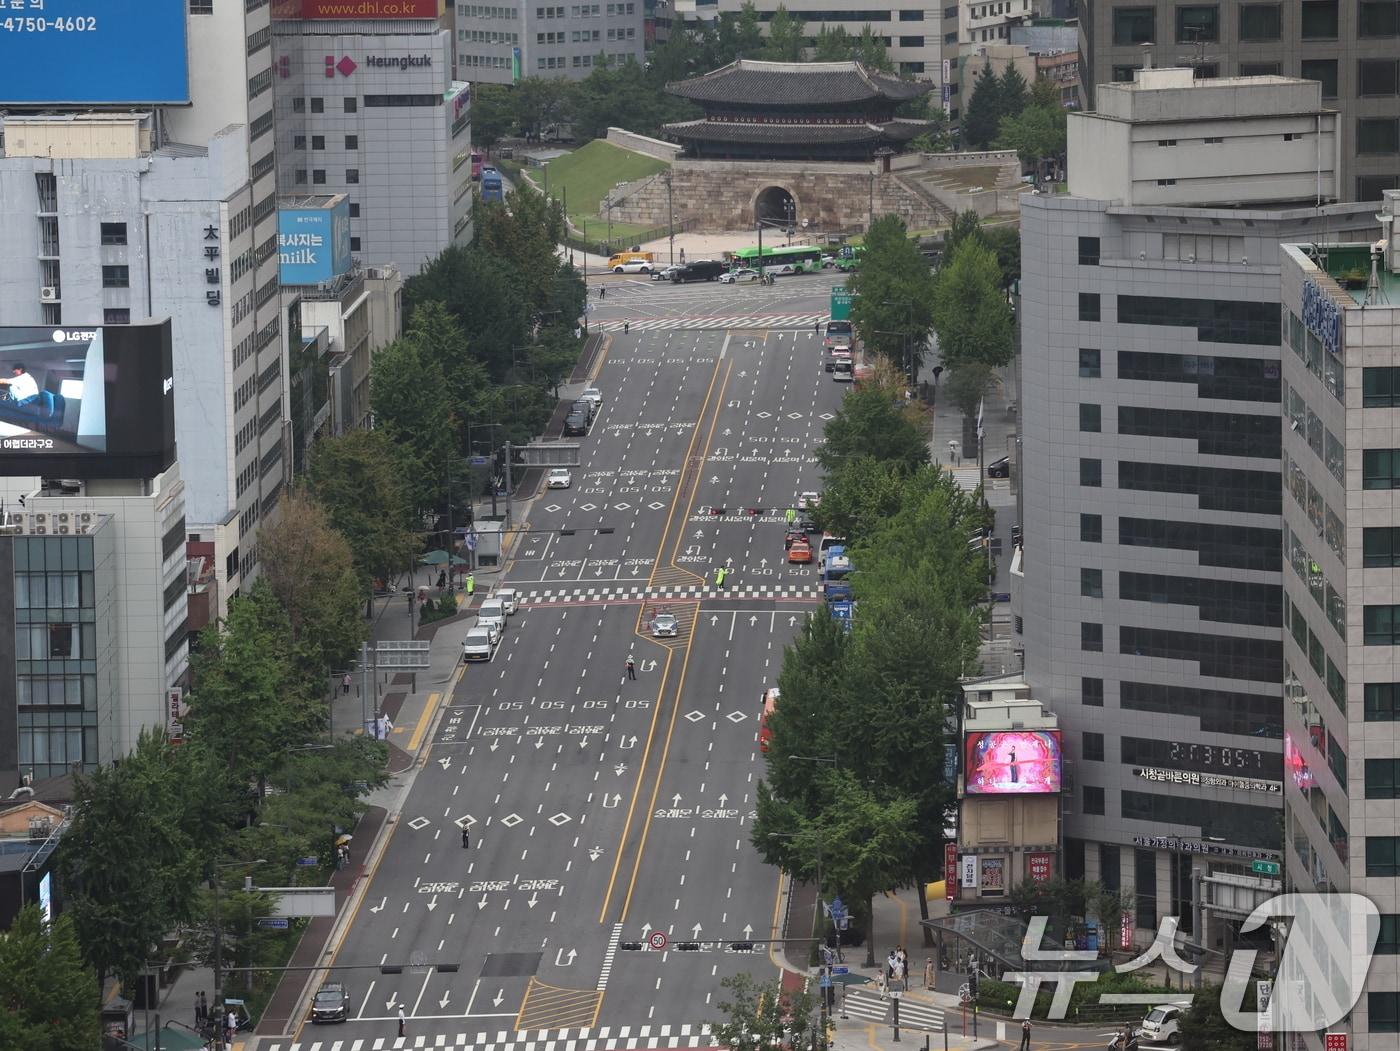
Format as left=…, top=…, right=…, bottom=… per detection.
left=1360, top=0, right=1399, bottom=35
left=103, top=308, right=130, bottom=324
left=1368, top=606, right=1400, bottom=645
left=1079, top=293, right=1100, bottom=322
left=292, top=134, right=307, bottom=150
left=1360, top=59, right=1400, bottom=96
left=1238, top=2, right=1280, bottom=38
left=310, top=97, right=324, bottom=113
left=1081, top=568, right=1104, bottom=598
left=292, top=97, right=305, bottom=113
left=1370, top=993, right=1400, bottom=1032
left=1301, top=0, right=1338, bottom=37
left=1077, top=236, right=1101, bottom=266
left=1364, top=367, right=1400, bottom=406
left=1367, top=759, right=1400, bottom=799
left=1368, top=838, right=1400, bottom=877
left=1081, top=513, right=1102, bottom=542
left=190, top=0, right=214, bottom=12
left=294, top=169, right=307, bottom=185
left=1175, top=4, right=1219, bottom=41
left=349, top=203, right=360, bottom=218
left=1082, top=622, right=1103, bottom=652
left=1083, top=785, right=1105, bottom=815
left=1112, top=64, right=1141, bottom=82
left=100, top=222, right=128, bottom=245
left=346, top=134, right=359, bottom=149
left=1364, top=449, right=1400, bottom=489
left=1239, top=62, right=1282, bottom=76
left=344, top=97, right=358, bottom=112
left=1359, top=118, right=1400, bottom=154
left=1300, top=58, right=1338, bottom=98
left=311, top=135, right=325, bottom=150
left=1080, top=404, right=1102, bottom=432
left=1134, top=848, right=1158, bottom=930
left=1368, top=683, right=1400, bottom=720
left=101, top=265, right=129, bottom=288
left=1112, top=6, right=1155, bottom=43
left=1079, top=348, right=1101, bottom=378
left=1083, top=677, right=1104, bottom=706
left=1080, top=458, right=1102, bottom=487
left=1380, top=916, right=1400, bottom=954
left=350, top=237, right=361, bottom=252
left=1082, top=731, right=1104, bottom=762
left=1366, top=528, right=1400, bottom=567
left=313, top=170, right=326, bottom=185
left=346, top=169, right=360, bottom=184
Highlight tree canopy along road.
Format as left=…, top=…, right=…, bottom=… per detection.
left=263, top=280, right=850, bottom=1051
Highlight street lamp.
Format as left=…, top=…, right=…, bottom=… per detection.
left=211, top=858, right=267, bottom=1004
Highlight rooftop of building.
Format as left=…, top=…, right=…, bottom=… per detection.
left=663, top=116, right=927, bottom=145
left=279, top=193, right=348, bottom=209
left=1285, top=191, right=1400, bottom=306
left=1090, top=66, right=1326, bottom=123
left=666, top=59, right=929, bottom=107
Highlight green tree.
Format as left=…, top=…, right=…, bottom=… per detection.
left=854, top=24, right=893, bottom=71
left=0, top=906, right=101, bottom=1050
left=369, top=332, right=459, bottom=515
left=932, top=238, right=1015, bottom=371
left=959, top=59, right=1002, bottom=150
left=848, top=215, right=937, bottom=376
left=721, top=1, right=765, bottom=59
left=763, top=4, right=806, bottom=61
left=999, top=63, right=1029, bottom=118
left=982, top=223, right=1022, bottom=288
left=1180, top=984, right=1257, bottom=1051
left=304, top=429, right=420, bottom=591
left=816, top=381, right=928, bottom=473
left=710, top=972, right=819, bottom=1051
left=812, top=23, right=853, bottom=59
left=469, top=83, right=515, bottom=147
left=511, top=76, right=573, bottom=140
left=996, top=101, right=1067, bottom=168
left=257, top=491, right=365, bottom=674
left=812, top=455, right=914, bottom=539
left=907, top=106, right=953, bottom=153
left=1030, top=72, right=1061, bottom=111
left=944, top=209, right=983, bottom=257
left=944, top=361, right=995, bottom=417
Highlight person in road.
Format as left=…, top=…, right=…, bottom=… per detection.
left=398, top=1006, right=407, bottom=1037
left=461, top=826, right=471, bottom=848
left=1019, top=1019, right=1032, bottom=1051
left=626, top=656, right=637, bottom=680
left=466, top=574, right=475, bottom=596
left=785, top=507, right=796, bottom=525
left=599, top=286, right=606, bottom=300
left=624, top=321, right=630, bottom=334
left=715, top=567, right=727, bottom=589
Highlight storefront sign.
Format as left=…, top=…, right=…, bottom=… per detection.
left=1027, top=852, right=1054, bottom=883
left=1132, top=835, right=1281, bottom=862
left=1133, top=766, right=1281, bottom=794
left=960, top=854, right=978, bottom=889
left=167, top=687, right=185, bottom=740
left=980, top=857, right=1005, bottom=894
left=945, top=842, right=958, bottom=901
left=1302, top=279, right=1341, bottom=359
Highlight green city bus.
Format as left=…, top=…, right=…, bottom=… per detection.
left=834, top=245, right=865, bottom=272
left=729, top=244, right=827, bottom=274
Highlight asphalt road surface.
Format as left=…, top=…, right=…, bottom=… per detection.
left=274, top=276, right=852, bottom=1050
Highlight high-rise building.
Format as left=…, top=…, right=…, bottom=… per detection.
left=272, top=11, right=473, bottom=273
left=1278, top=191, right=1400, bottom=1051
left=1076, top=3, right=1400, bottom=201
left=453, top=0, right=645, bottom=83
left=1014, top=68, right=1377, bottom=942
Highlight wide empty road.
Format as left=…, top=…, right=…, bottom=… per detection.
left=268, top=278, right=848, bottom=1051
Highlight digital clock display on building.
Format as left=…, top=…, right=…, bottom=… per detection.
left=1121, top=737, right=1282, bottom=780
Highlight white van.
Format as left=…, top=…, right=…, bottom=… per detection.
left=1139, top=1004, right=1185, bottom=1044
left=462, top=625, right=496, bottom=661
left=495, top=588, right=518, bottom=615
left=477, top=598, right=507, bottom=636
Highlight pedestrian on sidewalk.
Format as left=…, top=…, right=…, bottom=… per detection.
left=342, top=673, right=352, bottom=695
left=948, top=439, right=960, bottom=465
left=195, top=991, right=205, bottom=1026
left=225, top=1009, right=238, bottom=1044
left=398, top=1006, right=407, bottom=1037
left=437, top=570, right=447, bottom=589
left=1019, top=1019, right=1032, bottom=1051
left=466, top=574, right=475, bottom=596
left=461, top=826, right=471, bottom=849
left=626, top=656, right=637, bottom=680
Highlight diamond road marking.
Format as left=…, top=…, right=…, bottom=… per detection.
left=407, top=816, right=431, bottom=831
left=726, top=711, right=750, bottom=724
left=787, top=412, right=803, bottom=420
left=756, top=411, right=772, bottom=419
left=579, top=502, right=598, bottom=511
left=456, top=815, right=477, bottom=828
left=648, top=501, right=665, bottom=510
left=545, top=503, right=562, bottom=512
left=819, top=413, right=835, bottom=421
left=548, top=812, right=573, bottom=826
left=684, top=710, right=706, bottom=723
left=613, top=501, right=632, bottom=511
left=499, top=813, right=524, bottom=828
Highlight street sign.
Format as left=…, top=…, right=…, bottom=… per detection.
left=257, top=917, right=290, bottom=929
left=833, top=966, right=849, bottom=976
left=470, top=455, right=490, bottom=466
left=296, top=856, right=318, bottom=866
left=958, top=984, right=971, bottom=1004
left=1252, top=860, right=1281, bottom=877
left=648, top=930, right=668, bottom=951
left=820, top=973, right=832, bottom=989
left=1324, top=1036, right=1347, bottom=1051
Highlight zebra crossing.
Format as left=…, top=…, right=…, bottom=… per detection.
left=517, top=582, right=821, bottom=605
left=257, top=1023, right=716, bottom=1051
left=590, top=314, right=825, bottom=333
left=838, top=987, right=946, bottom=1033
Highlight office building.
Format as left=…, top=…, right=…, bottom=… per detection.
left=1278, top=190, right=1400, bottom=1051
left=454, top=0, right=645, bottom=82
left=1014, top=69, right=1377, bottom=943
left=1077, top=2, right=1400, bottom=201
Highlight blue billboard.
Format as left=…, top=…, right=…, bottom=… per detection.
left=278, top=202, right=353, bottom=286
left=0, top=0, right=189, bottom=104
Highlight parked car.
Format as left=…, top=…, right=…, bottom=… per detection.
left=311, top=983, right=349, bottom=1024
left=987, top=456, right=1011, bottom=478
left=651, top=612, right=679, bottom=638
left=579, top=387, right=603, bottom=407
left=612, top=260, right=653, bottom=274
left=476, top=599, right=507, bottom=638
left=1139, top=1005, right=1183, bottom=1045
left=719, top=267, right=762, bottom=284
left=462, top=624, right=496, bottom=661
left=571, top=398, right=596, bottom=422
left=547, top=468, right=573, bottom=489
left=495, top=587, right=519, bottom=614
left=564, top=411, right=589, bottom=436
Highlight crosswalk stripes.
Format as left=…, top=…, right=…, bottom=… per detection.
left=596, top=923, right=623, bottom=991
left=516, top=582, right=821, bottom=605
left=838, top=988, right=946, bottom=1033
left=258, top=1022, right=717, bottom=1051
left=591, top=314, right=825, bottom=333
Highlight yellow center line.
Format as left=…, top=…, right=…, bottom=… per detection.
left=664, top=360, right=734, bottom=575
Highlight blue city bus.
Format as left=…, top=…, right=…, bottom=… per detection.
left=480, top=167, right=504, bottom=203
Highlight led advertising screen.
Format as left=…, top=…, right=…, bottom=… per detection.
left=964, top=730, right=1063, bottom=795
left=0, top=0, right=189, bottom=104
left=0, top=322, right=176, bottom=479
left=278, top=203, right=353, bottom=286
left=274, top=0, right=440, bottom=16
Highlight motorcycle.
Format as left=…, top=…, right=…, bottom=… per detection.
left=1108, top=1028, right=1140, bottom=1051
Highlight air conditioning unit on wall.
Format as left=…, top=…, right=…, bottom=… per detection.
left=40, top=286, right=58, bottom=302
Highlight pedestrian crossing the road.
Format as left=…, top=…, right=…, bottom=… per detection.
left=258, top=1022, right=717, bottom=1051
left=838, top=987, right=946, bottom=1033
left=516, top=582, right=821, bottom=605
left=591, top=314, right=825, bottom=333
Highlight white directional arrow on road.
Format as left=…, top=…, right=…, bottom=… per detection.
left=601, top=793, right=621, bottom=808
left=749, top=615, right=759, bottom=627
left=477, top=894, right=489, bottom=910
left=725, top=556, right=734, bottom=567
left=489, top=740, right=500, bottom=752
left=759, top=557, right=768, bottom=567
left=743, top=924, right=754, bottom=938
left=493, top=991, right=505, bottom=1007
left=694, top=530, right=705, bottom=539
left=646, top=659, right=658, bottom=671
left=438, top=757, right=452, bottom=770
left=789, top=616, right=799, bottom=626
left=534, top=738, right=545, bottom=750
left=672, top=793, right=683, bottom=806
left=710, top=476, right=720, bottom=483
left=579, top=737, right=589, bottom=749
left=619, top=736, right=638, bottom=749
left=370, top=897, right=386, bottom=914
left=614, top=763, right=628, bottom=776
left=385, top=997, right=398, bottom=1011
left=556, top=948, right=578, bottom=966
left=718, top=793, right=728, bottom=807
left=528, top=892, right=540, bottom=909
left=692, top=923, right=703, bottom=938
left=588, top=845, right=604, bottom=860
left=710, top=615, right=719, bottom=626
left=439, top=991, right=451, bottom=1008
left=426, top=895, right=439, bottom=912
left=723, top=428, right=732, bottom=436
left=641, top=923, right=652, bottom=938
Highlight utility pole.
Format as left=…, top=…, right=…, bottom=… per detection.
left=504, top=441, right=514, bottom=529
left=757, top=220, right=763, bottom=278
left=665, top=170, right=674, bottom=267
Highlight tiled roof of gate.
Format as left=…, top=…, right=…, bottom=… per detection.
left=666, top=60, right=930, bottom=106
left=663, top=117, right=929, bottom=145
